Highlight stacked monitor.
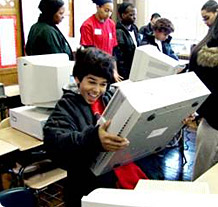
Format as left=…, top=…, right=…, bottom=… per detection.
left=17, top=53, right=74, bottom=108
left=9, top=53, right=74, bottom=139
left=129, top=45, right=180, bottom=81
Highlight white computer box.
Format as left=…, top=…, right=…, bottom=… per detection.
left=82, top=188, right=218, bottom=207
left=9, top=106, right=52, bottom=140
left=91, top=72, right=211, bottom=176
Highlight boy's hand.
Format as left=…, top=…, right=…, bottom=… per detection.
left=98, top=120, right=130, bottom=152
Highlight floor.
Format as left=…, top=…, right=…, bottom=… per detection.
left=36, top=124, right=197, bottom=206
left=136, top=126, right=196, bottom=181
left=37, top=181, right=65, bottom=207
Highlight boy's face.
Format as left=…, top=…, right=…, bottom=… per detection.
left=154, top=30, right=169, bottom=41
left=76, top=74, right=108, bottom=104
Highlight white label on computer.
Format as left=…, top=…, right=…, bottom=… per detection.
left=147, top=127, right=168, bottom=139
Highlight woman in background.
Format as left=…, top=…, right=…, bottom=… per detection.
left=80, top=0, right=117, bottom=55
left=25, top=0, right=74, bottom=60
left=80, top=0, right=121, bottom=81
left=189, top=13, right=218, bottom=180
left=201, top=0, right=218, bottom=28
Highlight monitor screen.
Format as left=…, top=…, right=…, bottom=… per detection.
left=17, top=53, right=74, bottom=108
left=129, top=45, right=180, bottom=82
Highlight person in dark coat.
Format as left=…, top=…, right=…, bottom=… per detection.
left=113, top=2, right=141, bottom=80
left=43, top=47, right=129, bottom=207
left=25, top=0, right=74, bottom=60
left=141, top=18, right=178, bottom=60
left=139, top=13, right=161, bottom=43
left=189, top=14, right=218, bottom=180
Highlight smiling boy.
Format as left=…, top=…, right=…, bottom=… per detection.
left=43, top=47, right=129, bottom=207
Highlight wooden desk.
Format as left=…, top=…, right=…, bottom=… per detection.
left=0, top=140, right=18, bottom=156
left=0, top=127, right=67, bottom=191
left=24, top=168, right=67, bottom=190
left=0, top=127, right=43, bottom=151
left=195, top=163, right=218, bottom=194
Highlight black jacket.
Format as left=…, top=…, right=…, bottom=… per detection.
left=141, top=33, right=178, bottom=60
left=26, top=14, right=74, bottom=60
left=139, top=22, right=153, bottom=43
left=114, top=22, right=141, bottom=80
left=43, top=84, right=116, bottom=206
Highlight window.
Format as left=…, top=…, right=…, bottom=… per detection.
left=147, top=0, right=208, bottom=41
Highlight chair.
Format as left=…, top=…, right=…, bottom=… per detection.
left=0, top=117, right=10, bottom=129
left=0, top=118, right=67, bottom=193
left=0, top=187, right=37, bottom=207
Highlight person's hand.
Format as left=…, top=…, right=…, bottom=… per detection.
left=98, top=120, right=130, bottom=151
left=176, top=66, right=185, bottom=74
left=113, top=61, right=123, bottom=82
left=183, top=113, right=196, bottom=125
left=113, top=69, right=123, bottom=82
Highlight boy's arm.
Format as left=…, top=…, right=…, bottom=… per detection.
left=43, top=98, right=103, bottom=156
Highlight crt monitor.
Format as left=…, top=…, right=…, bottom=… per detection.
left=129, top=45, right=180, bottom=81
left=17, top=53, right=74, bottom=108
left=91, top=72, right=210, bottom=176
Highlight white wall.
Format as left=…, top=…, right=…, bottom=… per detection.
left=21, top=0, right=40, bottom=43
left=21, top=0, right=209, bottom=51
left=72, top=0, right=96, bottom=50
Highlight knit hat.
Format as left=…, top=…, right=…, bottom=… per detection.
left=92, top=0, right=113, bottom=6
left=38, top=0, right=64, bottom=16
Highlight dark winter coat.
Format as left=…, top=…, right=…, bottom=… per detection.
left=114, top=22, right=141, bottom=80
left=26, top=14, right=74, bottom=60
left=189, top=43, right=218, bottom=130
left=139, top=22, right=153, bottom=42
left=43, top=84, right=116, bottom=206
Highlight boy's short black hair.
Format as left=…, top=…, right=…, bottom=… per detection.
left=151, top=13, right=161, bottom=20
left=73, top=47, right=115, bottom=83
left=153, top=18, right=174, bottom=34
